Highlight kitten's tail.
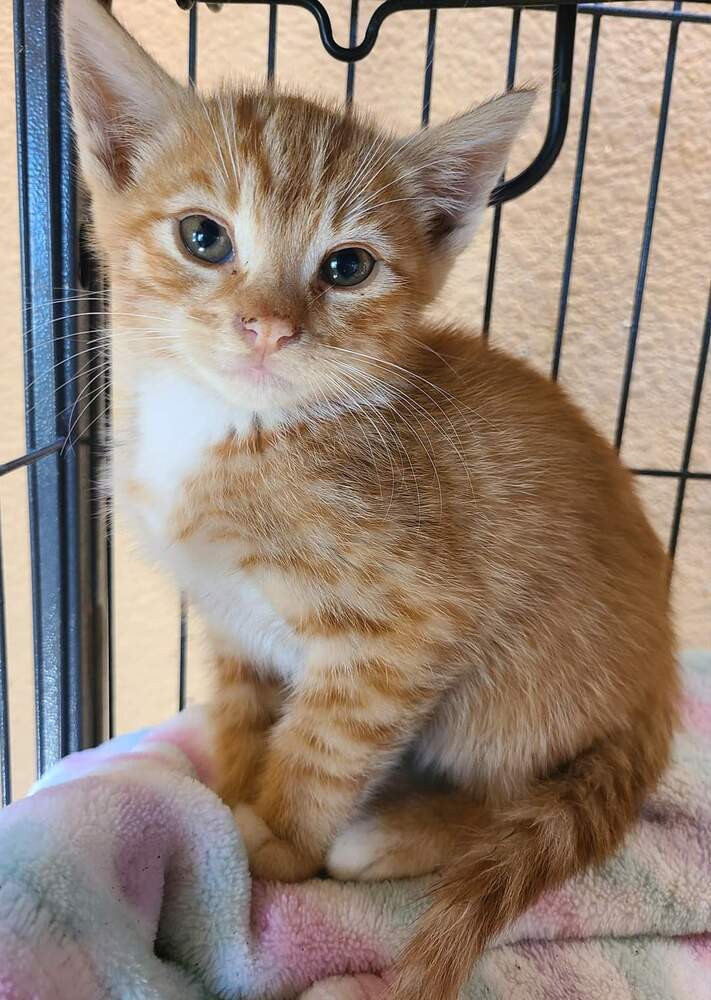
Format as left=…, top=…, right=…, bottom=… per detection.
left=391, top=697, right=676, bottom=1000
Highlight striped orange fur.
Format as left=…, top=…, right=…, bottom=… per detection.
left=64, top=2, right=679, bottom=997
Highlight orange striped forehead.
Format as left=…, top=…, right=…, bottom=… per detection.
left=173, top=89, right=424, bottom=292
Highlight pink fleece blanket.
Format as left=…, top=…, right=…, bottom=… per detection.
left=0, top=651, right=710, bottom=999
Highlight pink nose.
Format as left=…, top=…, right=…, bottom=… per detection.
left=236, top=315, right=299, bottom=360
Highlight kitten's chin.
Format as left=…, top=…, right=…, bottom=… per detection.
left=194, top=360, right=297, bottom=415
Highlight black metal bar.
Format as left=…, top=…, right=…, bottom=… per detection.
left=667, top=286, right=711, bottom=559
left=179, top=597, right=188, bottom=711
left=577, top=4, right=711, bottom=25
left=491, top=3, right=576, bottom=204
left=77, top=204, right=113, bottom=748
left=91, top=424, right=113, bottom=746
left=194, top=0, right=711, bottom=45
left=104, top=499, right=115, bottom=740
left=474, top=0, right=711, bottom=24
left=550, top=12, right=600, bottom=379
left=102, top=305, right=114, bottom=742
left=58, top=0, right=93, bottom=759
left=482, top=7, right=521, bottom=338
left=268, top=3, right=278, bottom=81
left=421, top=8, right=437, bottom=127
left=177, top=0, right=201, bottom=718
left=15, top=0, right=72, bottom=769
left=0, top=440, right=65, bottom=478
left=189, top=3, right=199, bottom=85
left=614, top=3, right=680, bottom=451
left=0, top=508, right=11, bottom=806
left=14, top=0, right=103, bottom=773
left=345, top=0, right=359, bottom=104
left=631, top=469, right=711, bottom=481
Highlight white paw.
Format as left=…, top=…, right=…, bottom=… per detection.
left=300, top=974, right=386, bottom=998
left=326, top=817, right=395, bottom=880
left=233, top=803, right=273, bottom=856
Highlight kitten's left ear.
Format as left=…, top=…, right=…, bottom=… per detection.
left=62, top=0, right=189, bottom=193
left=402, top=90, right=535, bottom=263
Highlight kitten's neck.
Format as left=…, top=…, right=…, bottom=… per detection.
left=119, top=364, right=393, bottom=468
left=131, top=369, right=283, bottom=455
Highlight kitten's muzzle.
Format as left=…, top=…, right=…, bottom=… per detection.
left=235, top=314, right=301, bottom=362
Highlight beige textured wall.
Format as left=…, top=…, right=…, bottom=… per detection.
left=1, top=1, right=709, bottom=797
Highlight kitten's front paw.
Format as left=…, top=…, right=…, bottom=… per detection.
left=233, top=803, right=318, bottom=882
left=300, top=974, right=388, bottom=999
left=327, top=817, right=423, bottom=881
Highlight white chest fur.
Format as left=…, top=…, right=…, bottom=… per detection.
left=121, top=370, right=306, bottom=677
left=131, top=370, right=235, bottom=532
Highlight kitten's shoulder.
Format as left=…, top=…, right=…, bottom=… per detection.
left=418, top=322, right=599, bottom=437
left=419, top=322, right=552, bottom=393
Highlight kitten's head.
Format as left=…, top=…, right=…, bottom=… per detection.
left=64, top=0, right=533, bottom=417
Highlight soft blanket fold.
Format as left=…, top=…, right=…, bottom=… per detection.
left=0, top=652, right=710, bottom=999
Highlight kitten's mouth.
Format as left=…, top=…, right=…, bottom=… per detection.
left=229, top=360, right=289, bottom=390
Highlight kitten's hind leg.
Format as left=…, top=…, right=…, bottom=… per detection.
left=326, top=791, right=483, bottom=881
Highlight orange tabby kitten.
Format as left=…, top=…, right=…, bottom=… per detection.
left=64, top=1, right=679, bottom=997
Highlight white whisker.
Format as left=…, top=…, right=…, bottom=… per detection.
left=62, top=364, right=112, bottom=453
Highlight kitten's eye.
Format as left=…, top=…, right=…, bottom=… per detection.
left=179, top=214, right=233, bottom=264
left=320, top=247, right=375, bottom=288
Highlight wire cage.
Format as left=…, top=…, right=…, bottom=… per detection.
left=2, top=0, right=710, bottom=805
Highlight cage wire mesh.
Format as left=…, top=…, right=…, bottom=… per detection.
left=2, top=0, right=710, bottom=804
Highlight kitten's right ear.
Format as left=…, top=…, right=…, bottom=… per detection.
left=62, top=0, right=187, bottom=192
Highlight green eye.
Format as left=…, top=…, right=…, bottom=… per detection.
left=179, top=214, right=233, bottom=264
left=320, top=247, right=376, bottom=288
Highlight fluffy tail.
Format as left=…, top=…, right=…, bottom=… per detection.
left=390, top=703, right=676, bottom=1000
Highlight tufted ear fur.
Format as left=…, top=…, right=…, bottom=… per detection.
left=62, top=0, right=189, bottom=192
left=401, top=90, right=535, bottom=265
